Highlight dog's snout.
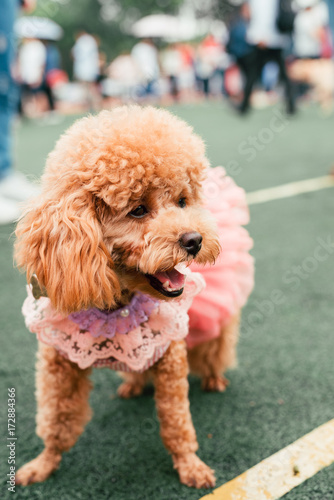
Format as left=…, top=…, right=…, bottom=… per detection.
left=179, top=232, right=203, bottom=256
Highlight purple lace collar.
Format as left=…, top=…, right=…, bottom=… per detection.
left=69, top=292, right=159, bottom=339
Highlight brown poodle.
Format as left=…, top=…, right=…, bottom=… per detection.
left=14, top=106, right=253, bottom=489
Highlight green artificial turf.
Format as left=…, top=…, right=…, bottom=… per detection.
left=1, top=103, right=333, bottom=500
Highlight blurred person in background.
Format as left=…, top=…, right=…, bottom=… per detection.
left=94, top=46, right=108, bottom=104
left=240, top=0, right=296, bottom=114
left=72, top=29, right=100, bottom=110
left=294, top=0, right=331, bottom=59
left=18, top=36, right=49, bottom=116
left=177, top=43, right=197, bottom=102
left=96, top=49, right=107, bottom=85
left=105, top=51, right=142, bottom=102
left=42, top=40, right=61, bottom=114
left=160, top=43, right=183, bottom=102
left=328, top=0, right=334, bottom=40
left=195, top=34, right=222, bottom=98
left=0, top=0, right=39, bottom=225
left=226, top=2, right=255, bottom=101
left=131, top=38, right=160, bottom=99
left=289, top=0, right=334, bottom=112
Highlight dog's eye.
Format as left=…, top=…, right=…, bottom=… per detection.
left=129, top=205, right=148, bottom=218
left=178, top=197, right=186, bottom=208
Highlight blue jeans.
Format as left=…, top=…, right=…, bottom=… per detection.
left=0, top=0, right=17, bottom=180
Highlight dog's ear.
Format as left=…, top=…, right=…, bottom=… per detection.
left=15, top=194, right=121, bottom=314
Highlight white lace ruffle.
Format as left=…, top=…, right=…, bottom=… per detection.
left=22, top=271, right=205, bottom=371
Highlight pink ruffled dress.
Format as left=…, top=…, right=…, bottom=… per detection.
left=187, top=167, right=254, bottom=349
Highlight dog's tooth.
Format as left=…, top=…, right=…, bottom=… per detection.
left=163, top=280, right=170, bottom=289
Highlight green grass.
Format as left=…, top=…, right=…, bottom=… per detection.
left=1, top=102, right=334, bottom=500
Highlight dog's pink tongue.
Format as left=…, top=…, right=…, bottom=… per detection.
left=154, top=268, right=186, bottom=289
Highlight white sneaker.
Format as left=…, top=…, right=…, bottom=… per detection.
left=0, top=171, right=40, bottom=202
left=0, top=195, right=21, bottom=225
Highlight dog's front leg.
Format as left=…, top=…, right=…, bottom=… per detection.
left=152, top=340, right=216, bottom=489
left=16, top=342, right=92, bottom=486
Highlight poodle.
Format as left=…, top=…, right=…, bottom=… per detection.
left=14, top=106, right=254, bottom=489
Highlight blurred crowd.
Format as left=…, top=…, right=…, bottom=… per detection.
left=1, top=0, right=333, bottom=224
left=13, top=0, right=334, bottom=118
left=15, top=31, right=232, bottom=115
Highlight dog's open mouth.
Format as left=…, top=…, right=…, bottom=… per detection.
left=145, top=267, right=186, bottom=297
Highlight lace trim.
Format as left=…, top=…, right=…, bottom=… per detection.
left=22, top=271, right=205, bottom=371
left=91, top=344, right=171, bottom=372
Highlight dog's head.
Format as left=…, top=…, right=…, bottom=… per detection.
left=15, top=106, right=220, bottom=313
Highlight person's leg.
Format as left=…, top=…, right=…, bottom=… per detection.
left=43, top=81, right=56, bottom=111
left=203, top=78, right=210, bottom=97
left=0, top=0, right=16, bottom=180
left=0, top=108, right=11, bottom=180
left=240, top=48, right=263, bottom=113
left=221, top=69, right=228, bottom=97
left=0, top=0, right=23, bottom=223
left=0, top=1, right=40, bottom=223
left=272, top=48, right=296, bottom=114
left=237, top=56, right=248, bottom=77
left=169, top=75, right=179, bottom=100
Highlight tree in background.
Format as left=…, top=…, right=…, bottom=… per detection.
left=189, top=0, right=237, bottom=21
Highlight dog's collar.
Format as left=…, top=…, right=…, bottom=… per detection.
left=68, top=293, right=159, bottom=339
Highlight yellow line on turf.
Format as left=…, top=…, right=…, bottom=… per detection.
left=247, top=175, right=334, bottom=206
left=199, top=419, right=334, bottom=500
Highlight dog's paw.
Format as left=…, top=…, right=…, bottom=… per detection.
left=117, top=382, right=144, bottom=399
left=202, top=375, right=229, bottom=392
left=173, top=452, right=216, bottom=489
left=15, top=450, right=61, bottom=486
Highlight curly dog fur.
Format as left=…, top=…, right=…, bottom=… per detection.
left=15, top=106, right=243, bottom=489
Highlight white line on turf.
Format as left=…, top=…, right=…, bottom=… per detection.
left=247, top=175, right=334, bottom=206
left=199, top=419, right=334, bottom=500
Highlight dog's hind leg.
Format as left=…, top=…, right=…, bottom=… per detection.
left=16, top=342, right=92, bottom=486
left=117, top=371, right=150, bottom=399
left=152, top=340, right=215, bottom=489
left=187, top=313, right=240, bottom=392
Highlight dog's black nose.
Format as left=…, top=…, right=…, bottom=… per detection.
left=179, top=232, right=203, bottom=256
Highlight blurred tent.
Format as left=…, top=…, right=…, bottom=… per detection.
left=15, top=17, right=63, bottom=41
left=131, top=14, right=208, bottom=42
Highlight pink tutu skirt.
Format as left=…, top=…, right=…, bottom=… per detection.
left=187, top=167, right=254, bottom=349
